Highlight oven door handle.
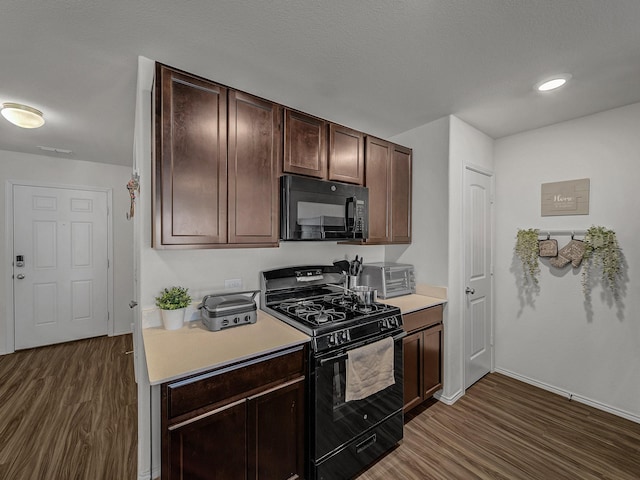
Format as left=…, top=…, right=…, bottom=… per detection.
left=318, top=330, right=407, bottom=366
left=319, top=353, right=348, bottom=366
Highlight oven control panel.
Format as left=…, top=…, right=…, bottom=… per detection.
left=379, top=316, right=401, bottom=331
left=313, top=314, right=403, bottom=353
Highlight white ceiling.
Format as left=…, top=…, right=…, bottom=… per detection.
left=2, top=1, right=640, bottom=167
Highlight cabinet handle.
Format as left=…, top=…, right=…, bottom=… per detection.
left=168, top=398, right=246, bottom=431
left=247, top=376, right=304, bottom=400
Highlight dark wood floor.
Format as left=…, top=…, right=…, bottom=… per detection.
left=357, top=373, right=640, bottom=480
left=0, top=334, right=137, bottom=480
left=2, top=338, right=638, bottom=480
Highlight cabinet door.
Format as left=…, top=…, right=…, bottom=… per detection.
left=167, top=399, right=247, bottom=480
left=423, top=323, right=443, bottom=398
left=228, top=91, right=281, bottom=245
left=329, top=124, right=364, bottom=185
left=284, top=109, right=327, bottom=179
left=391, top=145, right=412, bottom=243
left=403, top=331, right=424, bottom=413
left=364, top=136, right=391, bottom=243
left=154, top=64, right=228, bottom=246
left=248, top=377, right=305, bottom=480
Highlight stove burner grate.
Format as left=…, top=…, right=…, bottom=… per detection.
left=277, top=300, right=348, bottom=325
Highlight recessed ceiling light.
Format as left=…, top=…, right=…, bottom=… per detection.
left=536, top=74, right=572, bottom=92
left=1, top=102, right=45, bottom=128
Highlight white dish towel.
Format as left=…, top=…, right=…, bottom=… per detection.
left=345, top=336, right=395, bottom=402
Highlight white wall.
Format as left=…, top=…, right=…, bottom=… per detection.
left=388, top=116, right=450, bottom=286
left=0, top=150, right=134, bottom=354
left=447, top=116, right=495, bottom=402
left=494, top=102, right=640, bottom=421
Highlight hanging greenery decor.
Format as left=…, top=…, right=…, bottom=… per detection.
left=582, top=226, right=621, bottom=298
left=515, top=228, right=540, bottom=285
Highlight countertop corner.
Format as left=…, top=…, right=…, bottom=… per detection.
left=142, top=310, right=310, bottom=385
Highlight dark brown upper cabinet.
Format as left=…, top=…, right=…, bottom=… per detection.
left=153, top=64, right=280, bottom=249
left=365, top=136, right=392, bottom=243
left=364, top=137, right=412, bottom=244
left=154, top=64, right=228, bottom=247
left=329, top=123, right=365, bottom=185
left=391, top=144, right=412, bottom=243
left=283, top=109, right=327, bottom=179
left=228, top=90, right=281, bottom=245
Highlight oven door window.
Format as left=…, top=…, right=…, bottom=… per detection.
left=313, top=337, right=403, bottom=460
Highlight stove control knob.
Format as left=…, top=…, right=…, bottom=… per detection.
left=327, top=333, right=338, bottom=346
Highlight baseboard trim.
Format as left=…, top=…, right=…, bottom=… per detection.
left=435, top=388, right=464, bottom=405
left=494, top=368, right=640, bottom=425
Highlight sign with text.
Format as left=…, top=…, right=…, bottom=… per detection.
left=541, top=178, right=590, bottom=216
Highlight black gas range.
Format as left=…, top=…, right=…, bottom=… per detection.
left=261, top=265, right=405, bottom=480
left=261, top=265, right=403, bottom=352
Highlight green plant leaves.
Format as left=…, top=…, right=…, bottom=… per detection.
left=155, top=286, right=192, bottom=310
left=582, top=226, right=621, bottom=298
left=515, top=228, right=540, bottom=285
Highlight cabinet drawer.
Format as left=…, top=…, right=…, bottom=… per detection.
left=165, top=346, right=305, bottom=420
left=403, top=305, right=443, bottom=333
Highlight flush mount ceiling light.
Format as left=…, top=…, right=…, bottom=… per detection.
left=536, top=74, right=572, bottom=92
left=1, top=102, right=45, bottom=128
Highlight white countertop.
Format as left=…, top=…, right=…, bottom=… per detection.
left=378, top=294, right=446, bottom=314
left=377, top=284, right=447, bottom=314
left=142, top=310, right=310, bottom=385
left=378, top=294, right=447, bottom=313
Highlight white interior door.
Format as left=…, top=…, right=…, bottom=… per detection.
left=464, top=167, right=493, bottom=389
left=13, top=185, right=109, bottom=350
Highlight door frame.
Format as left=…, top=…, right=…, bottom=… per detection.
left=462, top=164, right=495, bottom=390
left=4, top=180, right=114, bottom=354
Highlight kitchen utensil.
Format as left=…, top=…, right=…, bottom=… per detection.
left=333, top=260, right=350, bottom=273
left=351, top=285, right=377, bottom=306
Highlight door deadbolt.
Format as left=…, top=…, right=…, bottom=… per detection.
left=16, top=274, right=25, bottom=280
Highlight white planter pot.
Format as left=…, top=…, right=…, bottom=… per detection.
left=161, top=308, right=186, bottom=330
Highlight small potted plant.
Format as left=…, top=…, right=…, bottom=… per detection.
left=155, top=286, right=192, bottom=330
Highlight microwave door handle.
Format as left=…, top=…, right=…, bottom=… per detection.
left=345, top=196, right=356, bottom=237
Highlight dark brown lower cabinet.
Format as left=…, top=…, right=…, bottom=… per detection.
left=248, top=378, right=305, bottom=479
left=168, top=399, right=247, bottom=480
left=402, top=305, right=444, bottom=413
left=161, top=345, right=306, bottom=480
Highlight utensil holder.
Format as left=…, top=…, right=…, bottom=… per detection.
left=347, top=275, right=359, bottom=289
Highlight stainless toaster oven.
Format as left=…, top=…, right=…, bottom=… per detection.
left=359, top=262, right=415, bottom=299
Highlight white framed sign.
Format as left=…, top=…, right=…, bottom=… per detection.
left=541, top=178, right=590, bottom=216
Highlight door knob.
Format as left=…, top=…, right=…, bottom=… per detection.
left=465, top=287, right=475, bottom=294
left=16, top=274, right=25, bottom=279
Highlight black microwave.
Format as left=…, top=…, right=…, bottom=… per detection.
left=280, top=174, right=369, bottom=241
